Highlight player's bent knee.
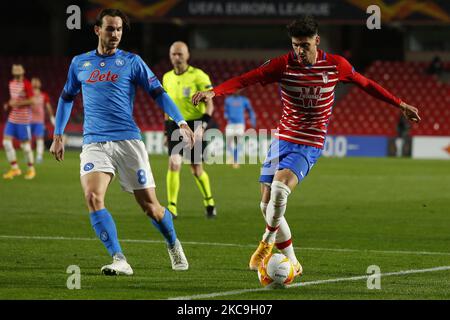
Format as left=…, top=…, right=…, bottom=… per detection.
left=84, top=191, right=105, bottom=211
left=143, top=203, right=164, bottom=220
left=169, top=155, right=182, bottom=171
left=270, top=181, right=291, bottom=206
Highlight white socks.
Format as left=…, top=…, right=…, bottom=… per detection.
left=3, top=139, right=18, bottom=169
left=262, top=181, right=291, bottom=243
left=20, top=142, right=34, bottom=166
left=36, top=139, right=44, bottom=159
left=261, top=202, right=292, bottom=244
left=260, top=182, right=299, bottom=265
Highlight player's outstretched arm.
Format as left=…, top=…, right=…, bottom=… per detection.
left=193, top=55, right=286, bottom=106
left=335, top=55, right=421, bottom=124
left=133, top=55, right=194, bottom=147
left=399, top=101, right=421, bottom=123
left=149, top=87, right=196, bottom=148
left=349, top=72, right=421, bottom=123
left=192, top=90, right=215, bottom=106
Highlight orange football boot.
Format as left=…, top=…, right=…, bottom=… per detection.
left=3, top=168, right=22, bottom=179
left=24, top=167, right=36, bottom=180
left=249, top=241, right=274, bottom=271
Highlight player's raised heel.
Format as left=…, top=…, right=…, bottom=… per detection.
left=101, top=254, right=133, bottom=276
left=167, top=239, right=189, bottom=271
left=249, top=241, right=274, bottom=271
left=3, top=168, right=22, bottom=179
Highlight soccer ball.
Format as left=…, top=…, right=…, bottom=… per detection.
left=258, top=253, right=295, bottom=288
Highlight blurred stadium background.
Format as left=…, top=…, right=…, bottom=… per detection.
left=1, top=0, right=449, bottom=158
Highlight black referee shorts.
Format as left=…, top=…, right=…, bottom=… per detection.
left=166, top=119, right=208, bottom=164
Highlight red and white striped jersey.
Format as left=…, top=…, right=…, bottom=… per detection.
left=213, top=50, right=402, bottom=149
left=31, top=91, right=50, bottom=124
left=8, top=79, right=34, bottom=124
left=276, top=50, right=342, bottom=147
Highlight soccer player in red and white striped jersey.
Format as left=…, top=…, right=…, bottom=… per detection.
left=3, top=64, right=36, bottom=180
left=192, top=16, right=421, bottom=278
left=31, top=77, right=55, bottom=163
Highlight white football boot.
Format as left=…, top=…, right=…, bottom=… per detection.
left=167, top=239, right=189, bottom=271
left=101, top=254, right=134, bottom=276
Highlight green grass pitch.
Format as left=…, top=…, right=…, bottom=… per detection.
left=0, top=150, right=449, bottom=299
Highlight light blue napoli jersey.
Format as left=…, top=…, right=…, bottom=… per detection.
left=63, top=49, right=162, bottom=144
left=224, top=95, right=256, bottom=126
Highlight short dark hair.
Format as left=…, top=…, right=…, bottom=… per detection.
left=287, top=16, right=318, bottom=38
left=95, top=8, right=130, bottom=30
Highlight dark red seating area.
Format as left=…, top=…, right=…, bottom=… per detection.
left=0, top=56, right=83, bottom=129
left=1, top=56, right=448, bottom=136
left=328, top=60, right=450, bottom=136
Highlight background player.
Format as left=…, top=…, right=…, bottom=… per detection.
left=224, top=91, right=256, bottom=168
left=193, top=16, right=421, bottom=277
left=50, top=9, right=195, bottom=275
left=31, top=77, right=55, bottom=163
left=163, top=41, right=217, bottom=218
left=3, top=64, right=36, bottom=180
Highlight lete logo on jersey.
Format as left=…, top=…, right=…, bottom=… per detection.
left=86, top=69, right=119, bottom=83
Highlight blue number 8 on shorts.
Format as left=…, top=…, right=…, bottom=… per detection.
left=137, top=169, right=147, bottom=185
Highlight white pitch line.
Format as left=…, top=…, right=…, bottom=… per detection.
left=1, top=234, right=450, bottom=257
left=168, top=265, right=450, bottom=300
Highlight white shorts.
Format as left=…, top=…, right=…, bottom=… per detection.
left=80, top=140, right=156, bottom=193
left=225, top=123, right=245, bottom=136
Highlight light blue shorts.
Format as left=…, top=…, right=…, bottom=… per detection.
left=4, top=122, right=31, bottom=141
left=259, top=138, right=322, bottom=184
left=30, top=123, right=45, bottom=138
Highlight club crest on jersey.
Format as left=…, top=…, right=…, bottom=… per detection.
left=322, top=72, right=329, bottom=84
left=299, top=86, right=322, bottom=108
left=86, top=69, right=119, bottom=83
left=115, top=58, right=125, bottom=67
left=82, top=61, right=92, bottom=69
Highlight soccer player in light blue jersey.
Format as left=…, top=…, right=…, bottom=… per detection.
left=224, top=92, right=256, bottom=168
left=50, top=9, right=195, bottom=275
